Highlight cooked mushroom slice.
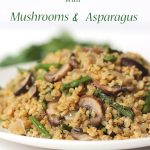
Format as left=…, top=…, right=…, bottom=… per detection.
left=49, top=115, right=62, bottom=126
left=92, top=81, right=134, bottom=95
left=79, top=96, right=104, bottom=127
left=121, top=58, right=149, bottom=77
left=78, top=84, right=87, bottom=97
left=108, top=48, right=123, bottom=54
left=46, top=102, right=62, bottom=126
left=28, top=85, right=38, bottom=99
left=45, top=64, right=72, bottom=82
left=69, top=53, right=79, bottom=68
left=71, top=128, right=93, bottom=141
left=8, top=119, right=26, bottom=135
left=64, top=111, right=77, bottom=121
left=14, top=73, right=33, bottom=96
left=38, top=111, right=46, bottom=121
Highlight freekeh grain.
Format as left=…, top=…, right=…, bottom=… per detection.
left=0, top=47, right=150, bottom=140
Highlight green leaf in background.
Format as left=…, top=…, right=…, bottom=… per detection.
left=0, top=32, right=111, bottom=67
left=0, top=32, right=95, bottom=67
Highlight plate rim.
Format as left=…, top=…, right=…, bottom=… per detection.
left=0, top=130, right=150, bottom=150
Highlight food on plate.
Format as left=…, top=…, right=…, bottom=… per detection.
left=0, top=46, right=150, bottom=140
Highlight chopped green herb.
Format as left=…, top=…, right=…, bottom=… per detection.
left=61, top=76, right=92, bottom=91
left=96, top=124, right=107, bottom=133
left=142, top=91, right=150, bottom=114
left=146, top=84, right=150, bottom=90
left=60, top=124, right=72, bottom=132
left=66, top=92, right=72, bottom=96
left=42, top=101, right=48, bottom=109
left=103, top=55, right=117, bottom=62
left=29, top=116, right=52, bottom=138
left=96, top=124, right=104, bottom=129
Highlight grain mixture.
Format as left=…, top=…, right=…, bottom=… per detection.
left=0, top=47, right=150, bottom=140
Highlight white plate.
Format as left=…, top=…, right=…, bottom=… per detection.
left=0, top=64, right=150, bottom=150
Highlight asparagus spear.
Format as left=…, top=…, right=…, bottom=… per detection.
left=29, top=116, right=52, bottom=138
left=142, top=91, right=150, bottom=114
left=35, top=63, right=62, bottom=71
left=61, top=76, right=92, bottom=91
left=94, top=89, right=134, bottom=119
left=94, top=89, right=113, bottom=104
left=112, top=103, right=134, bottom=119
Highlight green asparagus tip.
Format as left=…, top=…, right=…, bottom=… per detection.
left=29, top=116, right=52, bottom=138
left=61, top=75, right=92, bottom=91
left=142, top=91, right=150, bottom=114
left=35, top=63, right=62, bottom=71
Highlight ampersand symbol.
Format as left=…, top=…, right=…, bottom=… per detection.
left=73, top=13, right=78, bottom=22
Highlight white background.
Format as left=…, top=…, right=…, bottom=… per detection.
left=0, top=0, right=150, bottom=59
left=0, top=0, right=150, bottom=150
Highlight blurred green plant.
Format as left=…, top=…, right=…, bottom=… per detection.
left=0, top=32, right=109, bottom=67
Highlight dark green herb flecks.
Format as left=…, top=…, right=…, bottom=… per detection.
left=29, top=116, right=52, bottom=138
left=94, top=88, right=134, bottom=119
left=96, top=124, right=107, bottom=133
left=60, top=124, right=72, bottom=132
left=42, top=101, right=48, bottom=110
left=146, top=82, right=150, bottom=88
left=35, top=63, right=62, bottom=71
left=61, top=76, right=92, bottom=91
left=142, top=91, right=150, bottom=114
left=103, top=54, right=117, bottom=62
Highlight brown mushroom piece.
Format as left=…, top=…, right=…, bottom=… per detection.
left=69, top=53, right=79, bottom=68
left=71, top=128, right=93, bottom=141
left=121, top=57, right=149, bottom=77
left=48, top=115, right=62, bottom=126
left=28, top=85, right=38, bottom=99
left=46, top=102, right=62, bottom=126
left=14, top=73, right=33, bottom=96
left=38, top=111, right=46, bottom=121
left=92, top=81, right=134, bottom=95
left=45, top=64, right=72, bottom=83
left=108, top=48, right=123, bottom=54
left=64, top=111, right=77, bottom=121
left=78, top=85, right=87, bottom=97
left=79, top=96, right=104, bottom=127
